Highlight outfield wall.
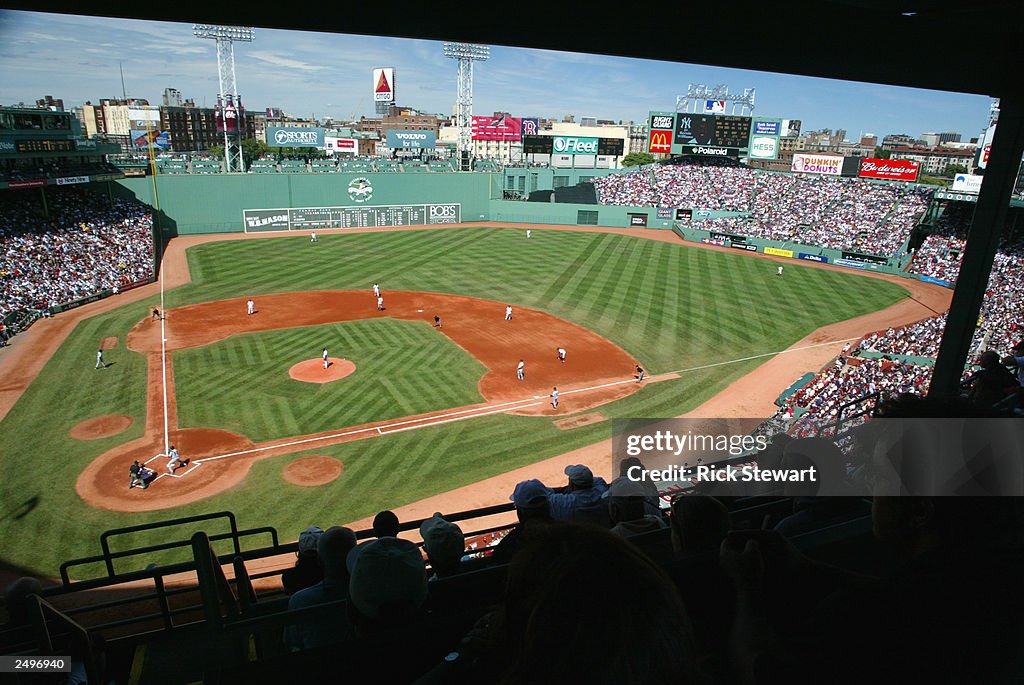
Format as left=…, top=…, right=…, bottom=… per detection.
left=489, top=199, right=675, bottom=229
left=110, top=173, right=496, bottom=234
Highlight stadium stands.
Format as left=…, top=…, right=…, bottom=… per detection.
left=0, top=186, right=154, bottom=321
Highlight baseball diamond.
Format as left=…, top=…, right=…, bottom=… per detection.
left=0, top=222, right=945, bottom=575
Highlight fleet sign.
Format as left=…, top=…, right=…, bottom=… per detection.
left=858, top=158, right=920, bottom=181
left=552, top=136, right=599, bottom=155
left=385, top=129, right=436, bottom=149
left=268, top=126, right=325, bottom=148
left=951, top=174, right=983, bottom=193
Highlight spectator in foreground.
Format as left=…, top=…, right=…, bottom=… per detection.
left=347, top=509, right=402, bottom=570
left=548, top=464, right=610, bottom=526
left=348, top=537, right=429, bottom=634
left=418, top=523, right=699, bottom=684
left=419, top=513, right=466, bottom=579
left=963, top=350, right=1020, bottom=409
left=604, top=476, right=667, bottom=538
left=284, top=526, right=357, bottom=651
left=669, top=495, right=731, bottom=556
left=281, top=526, right=324, bottom=596
left=489, top=479, right=553, bottom=566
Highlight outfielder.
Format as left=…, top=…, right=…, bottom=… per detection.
left=310, top=232, right=318, bottom=243
left=517, top=359, right=525, bottom=381
left=505, top=305, right=513, bottom=321
left=777, top=265, right=784, bottom=277
left=526, top=229, right=532, bottom=239
left=247, top=298, right=255, bottom=315
left=323, top=348, right=330, bottom=369
left=95, top=349, right=104, bottom=370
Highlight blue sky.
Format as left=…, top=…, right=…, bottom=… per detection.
left=0, top=10, right=993, bottom=141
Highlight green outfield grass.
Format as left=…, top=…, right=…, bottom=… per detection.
left=0, top=226, right=908, bottom=575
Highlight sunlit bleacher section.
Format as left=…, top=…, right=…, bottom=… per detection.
left=472, top=158, right=502, bottom=173
left=190, top=156, right=223, bottom=174
left=428, top=158, right=458, bottom=172
left=375, top=159, right=400, bottom=173
left=248, top=155, right=278, bottom=174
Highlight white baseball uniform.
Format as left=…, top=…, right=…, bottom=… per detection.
left=517, top=360, right=525, bottom=380
left=247, top=299, right=255, bottom=315
left=377, top=296, right=384, bottom=310
left=551, top=388, right=559, bottom=409
left=323, top=349, right=329, bottom=369
left=557, top=347, right=566, bottom=363
left=505, top=305, right=512, bottom=321
left=373, top=284, right=380, bottom=297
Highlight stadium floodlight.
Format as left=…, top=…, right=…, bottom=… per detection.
left=194, top=25, right=255, bottom=173
left=444, top=42, right=490, bottom=171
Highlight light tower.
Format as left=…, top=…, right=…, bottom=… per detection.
left=443, top=42, right=489, bottom=171
left=676, top=83, right=756, bottom=116
left=193, top=24, right=254, bottom=173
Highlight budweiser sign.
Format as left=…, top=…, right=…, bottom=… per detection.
left=858, top=158, right=920, bottom=181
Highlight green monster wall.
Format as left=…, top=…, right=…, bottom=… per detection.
left=112, top=173, right=498, bottom=235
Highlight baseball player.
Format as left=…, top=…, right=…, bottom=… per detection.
left=526, top=229, right=532, bottom=239
left=433, top=315, right=442, bottom=329
left=95, top=349, right=105, bottom=370
left=517, top=359, right=525, bottom=381
left=635, top=365, right=645, bottom=383
left=557, top=347, right=566, bottom=363
left=151, top=307, right=161, bottom=320
left=377, top=295, right=385, bottom=311
left=167, top=445, right=185, bottom=475
left=323, top=348, right=330, bottom=369
left=129, top=460, right=147, bottom=489
left=505, top=305, right=513, bottom=321
left=247, top=298, right=255, bottom=315
left=373, top=283, right=380, bottom=298
left=310, top=231, right=318, bottom=243
left=551, top=387, right=559, bottom=409
left=777, top=265, right=784, bottom=277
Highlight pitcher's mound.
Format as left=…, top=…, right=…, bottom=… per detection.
left=289, top=358, right=356, bottom=383
left=283, top=456, right=344, bottom=486
left=69, top=414, right=133, bottom=440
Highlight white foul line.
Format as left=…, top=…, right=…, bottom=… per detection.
left=180, top=335, right=860, bottom=470
left=160, top=263, right=169, bottom=456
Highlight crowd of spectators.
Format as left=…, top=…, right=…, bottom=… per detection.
left=0, top=187, right=154, bottom=319
left=592, top=162, right=932, bottom=256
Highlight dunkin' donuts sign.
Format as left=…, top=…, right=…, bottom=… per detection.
left=791, top=154, right=842, bottom=176
left=858, top=158, right=920, bottom=181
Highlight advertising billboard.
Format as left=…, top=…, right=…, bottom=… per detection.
left=325, top=137, right=357, bottom=153
left=130, top=128, right=170, bottom=149
left=385, top=129, right=436, bottom=149
left=597, top=138, right=625, bottom=156
left=748, top=135, right=778, bottom=159
left=552, top=136, right=599, bottom=155
left=521, top=118, right=539, bottom=137
left=782, top=119, right=802, bottom=137
left=703, top=100, right=727, bottom=114
left=684, top=145, right=740, bottom=158
left=674, top=114, right=752, bottom=150
left=471, top=116, right=522, bottom=141
left=792, top=153, right=843, bottom=175
left=268, top=126, right=325, bottom=148
left=752, top=119, right=782, bottom=136
left=222, top=94, right=240, bottom=134
left=373, top=67, right=395, bottom=103
left=649, top=112, right=675, bottom=131
left=858, top=158, right=920, bottom=181
left=952, top=174, right=983, bottom=193
left=649, top=129, right=672, bottom=154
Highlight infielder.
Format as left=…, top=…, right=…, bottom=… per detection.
left=151, top=307, right=161, bottom=320
left=551, top=387, right=559, bottom=409
left=247, top=298, right=255, bottom=315
left=635, top=365, right=645, bottom=383
left=557, top=347, right=566, bottom=363
left=433, top=315, right=442, bottom=329
left=323, top=348, right=330, bottom=369
left=373, top=283, right=380, bottom=298
left=517, top=359, right=525, bottom=381
left=377, top=296, right=385, bottom=311
left=505, top=305, right=513, bottom=321
left=167, top=445, right=184, bottom=475
left=95, top=349, right=104, bottom=370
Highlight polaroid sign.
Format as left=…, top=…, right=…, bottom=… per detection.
left=552, top=136, right=599, bottom=155
left=427, top=204, right=460, bottom=224
left=689, top=146, right=738, bottom=157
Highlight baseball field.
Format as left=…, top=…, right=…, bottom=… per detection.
left=0, top=224, right=917, bottom=577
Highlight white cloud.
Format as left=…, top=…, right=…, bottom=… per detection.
left=248, top=50, right=327, bottom=72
